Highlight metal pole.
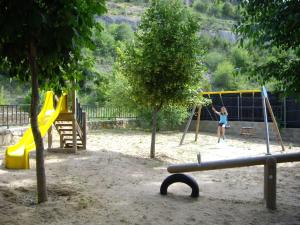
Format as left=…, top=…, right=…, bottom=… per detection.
left=283, top=97, right=287, bottom=128
left=252, top=92, right=255, bottom=121
left=262, top=93, right=270, bottom=155
left=240, top=93, right=243, bottom=121
left=237, top=95, right=240, bottom=121
left=180, top=106, right=197, bottom=145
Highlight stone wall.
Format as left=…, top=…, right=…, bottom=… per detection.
left=88, top=119, right=138, bottom=130
left=188, top=120, right=300, bottom=144
left=0, top=126, right=28, bottom=146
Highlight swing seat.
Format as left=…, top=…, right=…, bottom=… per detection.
left=225, top=124, right=230, bottom=129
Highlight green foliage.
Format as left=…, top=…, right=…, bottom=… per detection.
left=0, top=86, right=6, bottom=104
left=93, top=27, right=116, bottom=60
left=237, top=0, right=300, bottom=96
left=138, top=105, right=189, bottom=130
left=117, top=0, right=205, bottom=110
left=0, top=0, right=106, bottom=90
left=212, top=61, right=237, bottom=90
left=222, top=2, right=235, bottom=18
left=230, top=46, right=250, bottom=68
left=193, top=0, right=210, bottom=13
left=205, top=51, right=226, bottom=71
left=110, top=23, right=134, bottom=42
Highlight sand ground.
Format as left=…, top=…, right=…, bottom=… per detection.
left=0, top=129, right=299, bottom=225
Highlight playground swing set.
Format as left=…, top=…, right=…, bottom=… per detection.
left=161, top=87, right=300, bottom=210
left=5, top=90, right=87, bottom=169
left=180, top=88, right=285, bottom=152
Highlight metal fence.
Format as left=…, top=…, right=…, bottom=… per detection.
left=81, top=105, right=137, bottom=121
left=0, top=105, right=138, bottom=128
left=0, top=104, right=31, bottom=128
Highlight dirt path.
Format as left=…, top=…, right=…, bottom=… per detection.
left=0, top=130, right=299, bottom=225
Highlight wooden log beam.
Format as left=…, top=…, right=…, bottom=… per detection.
left=167, top=152, right=300, bottom=173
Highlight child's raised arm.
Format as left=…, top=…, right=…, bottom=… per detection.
left=212, top=106, right=220, bottom=116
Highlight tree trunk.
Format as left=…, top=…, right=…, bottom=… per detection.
left=28, top=41, right=48, bottom=203
left=150, top=108, right=158, bottom=158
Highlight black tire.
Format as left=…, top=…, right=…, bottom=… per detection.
left=160, top=173, right=199, bottom=198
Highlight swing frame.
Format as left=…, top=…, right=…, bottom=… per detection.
left=179, top=88, right=285, bottom=152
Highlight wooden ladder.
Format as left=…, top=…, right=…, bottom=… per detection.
left=49, top=94, right=87, bottom=153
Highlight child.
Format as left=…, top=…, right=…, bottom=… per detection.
left=212, top=106, right=228, bottom=143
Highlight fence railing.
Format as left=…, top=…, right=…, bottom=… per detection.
left=81, top=105, right=137, bottom=121
left=0, top=104, right=31, bottom=128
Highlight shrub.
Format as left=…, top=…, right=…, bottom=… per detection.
left=193, top=0, right=209, bottom=13
left=204, top=51, right=226, bottom=71
left=212, top=61, right=237, bottom=90
left=230, top=46, right=250, bottom=68
left=111, top=23, right=134, bottom=42
left=222, top=2, right=235, bottom=18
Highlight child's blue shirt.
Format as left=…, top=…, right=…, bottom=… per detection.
left=219, top=114, right=227, bottom=124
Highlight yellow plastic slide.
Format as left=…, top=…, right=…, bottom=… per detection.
left=5, top=91, right=66, bottom=169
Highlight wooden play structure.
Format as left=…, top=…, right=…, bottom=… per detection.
left=180, top=88, right=285, bottom=152
left=48, top=90, right=87, bottom=153
left=161, top=87, right=299, bottom=210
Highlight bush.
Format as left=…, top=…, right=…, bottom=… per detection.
left=230, top=46, right=250, bottom=68
left=222, top=2, right=235, bottom=18
left=204, top=51, right=226, bottom=71
left=93, top=29, right=116, bottom=58
left=138, top=105, right=189, bottom=131
left=193, top=0, right=210, bottom=13
left=199, top=33, right=214, bottom=50
left=110, top=23, right=134, bottom=42
left=208, top=2, right=222, bottom=17
left=212, top=61, right=237, bottom=90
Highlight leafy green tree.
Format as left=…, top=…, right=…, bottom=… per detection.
left=193, top=0, right=210, bottom=13
left=237, top=0, right=300, bottom=96
left=0, top=0, right=106, bottom=203
left=222, top=2, right=235, bottom=18
left=205, top=51, right=226, bottom=71
left=111, top=24, right=134, bottom=42
left=230, top=46, right=250, bottom=69
left=117, top=0, right=204, bottom=158
left=93, top=28, right=116, bottom=59
left=212, top=61, right=237, bottom=90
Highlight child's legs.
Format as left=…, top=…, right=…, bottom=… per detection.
left=217, top=126, right=221, bottom=138
left=221, top=126, right=225, bottom=137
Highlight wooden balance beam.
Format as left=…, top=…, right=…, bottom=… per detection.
left=160, top=152, right=300, bottom=210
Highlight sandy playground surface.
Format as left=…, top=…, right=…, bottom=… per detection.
left=0, top=129, right=299, bottom=225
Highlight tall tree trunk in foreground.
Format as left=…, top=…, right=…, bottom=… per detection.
left=150, top=108, right=158, bottom=158
left=28, top=41, right=48, bottom=203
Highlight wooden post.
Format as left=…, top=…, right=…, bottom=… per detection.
left=82, top=112, right=87, bottom=150
left=194, top=105, right=202, bottom=142
left=180, top=106, right=196, bottom=145
left=72, top=90, right=77, bottom=153
left=264, top=157, right=277, bottom=210
left=47, top=125, right=52, bottom=149
left=265, top=98, right=285, bottom=151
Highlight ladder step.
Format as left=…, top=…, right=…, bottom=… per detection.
left=60, top=133, right=80, bottom=137
left=63, top=138, right=82, bottom=142
left=58, top=128, right=73, bottom=131
left=56, top=123, right=72, bottom=126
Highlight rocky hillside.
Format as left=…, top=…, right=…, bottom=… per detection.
left=99, top=0, right=238, bottom=43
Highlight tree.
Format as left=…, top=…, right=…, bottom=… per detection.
left=0, top=0, right=106, bottom=203
left=236, top=0, right=300, bottom=96
left=117, top=0, right=204, bottom=158
left=212, top=61, right=237, bottom=90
